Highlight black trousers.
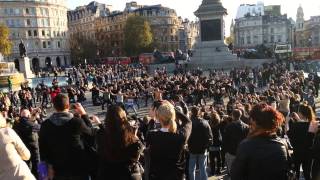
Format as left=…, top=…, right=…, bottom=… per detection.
left=294, top=154, right=312, bottom=180
left=312, top=160, right=320, bottom=180
left=209, top=150, right=222, bottom=174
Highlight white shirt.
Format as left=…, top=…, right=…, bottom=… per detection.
left=160, top=128, right=169, bottom=132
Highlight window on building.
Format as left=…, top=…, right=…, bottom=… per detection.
left=26, top=8, right=29, bottom=14
left=34, top=30, right=37, bottom=36
left=14, top=8, right=20, bottom=15
left=57, top=41, right=61, bottom=48
left=42, top=30, right=45, bottom=36
left=31, top=7, right=36, bottom=15
left=28, top=30, right=32, bottom=37
left=27, top=19, right=31, bottom=26
left=270, top=36, right=275, bottom=43
left=277, top=35, right=282, bottom=42
left=240, top=37, right=244, bottom=45
left=48, top=41, right=51, bottom=48
left=247, top=36, right=251, bottom=44
left=43, top=41, right=46, bottom=48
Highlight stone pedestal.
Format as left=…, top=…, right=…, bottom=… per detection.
left=189, top=0, right=240, bottom=70
left=19, top=57, right=34, bottom=79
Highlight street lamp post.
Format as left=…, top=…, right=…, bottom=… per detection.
left=286, top=41, right=289, bottom=61
left=308, top=37, right=312, bottom=60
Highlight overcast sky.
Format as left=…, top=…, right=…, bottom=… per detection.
left=67, top=0, right=320, bottom=35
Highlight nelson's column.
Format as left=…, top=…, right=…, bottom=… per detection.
left=189, top=0, right=240, bottom=69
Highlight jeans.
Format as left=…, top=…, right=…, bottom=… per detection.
left=125, top=104, right=137, bottom=115
left=225, top=153, right=236, bottom=175
left=188, top=153, right=208, bottom=180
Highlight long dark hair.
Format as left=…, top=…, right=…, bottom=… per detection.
left=104, top=105, right=137, bottom=161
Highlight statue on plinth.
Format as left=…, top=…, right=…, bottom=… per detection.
left=19, top=40, right=27, bottom=58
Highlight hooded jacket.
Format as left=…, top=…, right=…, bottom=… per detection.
left=39, top=112, right=98, bottom=177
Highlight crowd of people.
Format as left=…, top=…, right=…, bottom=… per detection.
left=1, top=61, right=320, bottom=180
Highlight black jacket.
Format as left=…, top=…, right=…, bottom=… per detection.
left=188, top=116, right=213, bottom=154
left=223, top=120, right=249, bottom=155
left=211, top=125, right=222, bottom=147
left=39, top=112, right=99, bottom=177
left=231, top=136, right=288, bottom=180
left=287, top=121, right=315, bottom=156
left=146, top=110, right=192, bottom=180
left=97, top=127, right=144, bottom=180
left=13, top=117, right=40, bottom=161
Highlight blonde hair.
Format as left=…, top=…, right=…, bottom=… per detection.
left=155, top=101, right=177, bottom=133
left=0, top=113, right=6, bottom=128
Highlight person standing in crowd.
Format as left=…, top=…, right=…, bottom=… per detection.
left=97, top=105, right=144, bottom=180
left=101, top=88, right=112, bottom=110
left=91, top=85, right=100, bottom=106
left=115, top=89, right=126, bottom=110
left=0, top=113, right=36, bottom=180
left=288, top=103, right=319, bottom=180
left=188, top=106, right=213, bottom=180
left=231, top=103, right=288, bottom=180
left=13, top=109, right=40, bottom=178
left=146, top=100, right=192, bottom=180
left=208, top=112, right=223, bottom=175
left=304, top=89, right=316, bottom=110
left=8, top=77, right=12, bottom=92
left=50, top=85, right=61, bottom=103
left=223, top=109, right=249, bottom=174
left=312, top=129, right=320, bottom=180
left=39, top=94, right=101, bottom=180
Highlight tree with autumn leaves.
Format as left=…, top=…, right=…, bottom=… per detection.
left=124, top=15, right=154, bottom=56
left=0, top=24, right=12, bottom=57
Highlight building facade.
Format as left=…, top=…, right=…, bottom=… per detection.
left=236, top=2, right=264, bottom=19
left=95, top=11, right=128, bottom=57
left=307, top=16, right=320, bottom=47
left=264, top=5, right=281, bottom=16
left=67, top=1, right=111, bottom=41
left=132, top=4, right=180, bottom=52
left=178, top=19, right=199, bottom=52
left=234, top=14, right=293, bottom=49
left=295, top=5, right=320, bottom=48
left=295, top=5, right=306, bottom=47
left=0, top=0, right=70, bottom=70
left=93, top=2, right=181, bottom=57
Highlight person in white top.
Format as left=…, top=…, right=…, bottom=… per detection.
left=0, top=114, right=36, bottom=180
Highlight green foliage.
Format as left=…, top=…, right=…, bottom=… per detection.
left=70, top=34, right=97, bottom=65
left=0, top=24, right=12, bottom=56
left=225, top=36, right=234, bottom=45
left=124, top=15, right=153, bottom=56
